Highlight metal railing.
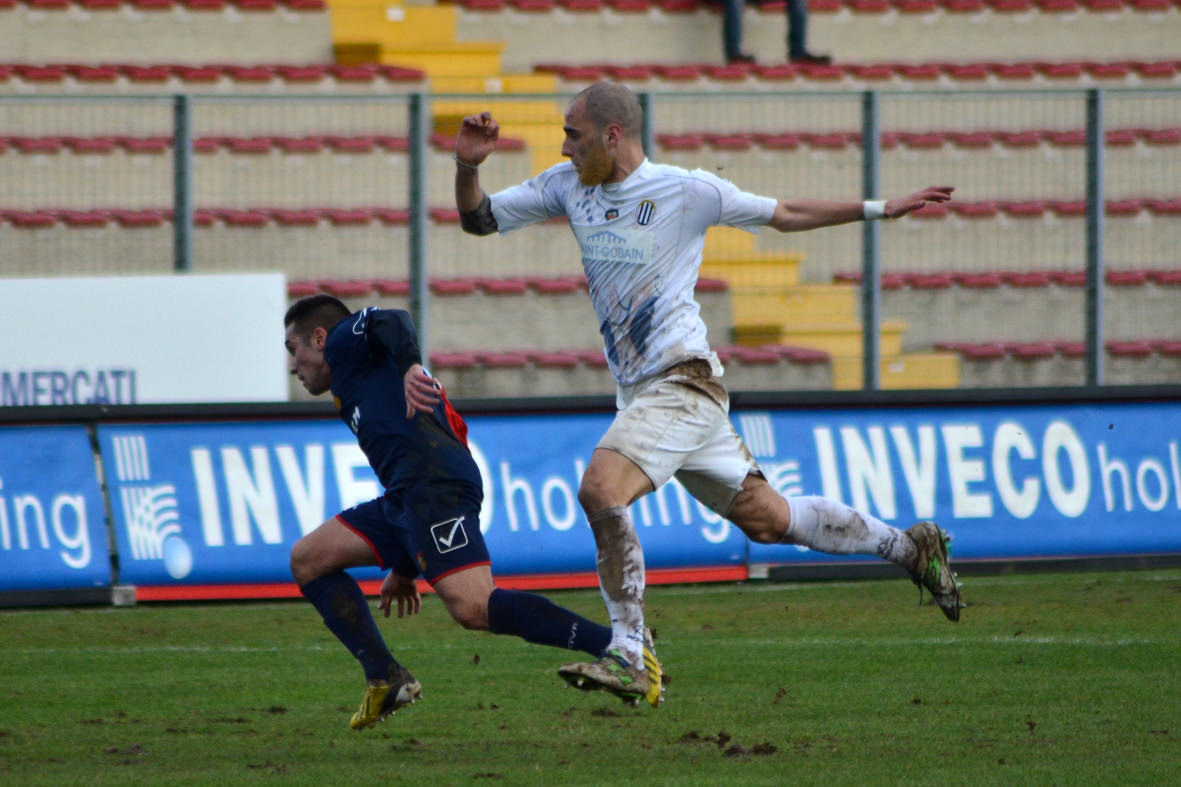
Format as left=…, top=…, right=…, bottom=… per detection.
left=1, top=87, right=1177, bottom=389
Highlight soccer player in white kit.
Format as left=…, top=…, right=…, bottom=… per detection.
left=454, top=81, right=963, bottom=708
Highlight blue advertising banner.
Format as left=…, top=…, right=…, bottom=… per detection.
left=745, top=402, right=1181, bottom=566
left=96, top=417, right=746, bottom=588
left=96, top=399, right=1180, bottom=588
left=0, top=426, right=109, bottom=592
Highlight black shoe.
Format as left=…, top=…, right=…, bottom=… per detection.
left=726, top=53, right=757, bottom=65
left=789, top=51, right=832, bottom=65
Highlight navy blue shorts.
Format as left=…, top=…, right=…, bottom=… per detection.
left=336, top=484, right=490, bottom=585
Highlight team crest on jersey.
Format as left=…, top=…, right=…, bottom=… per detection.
left=605, top=208, right=619, bottom=220
left=430, top=515, right=469, bottom=554
left=636, top=200, right=655, bottom=225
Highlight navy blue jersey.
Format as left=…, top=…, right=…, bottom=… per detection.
left=323, top=307, right=481, bottom=494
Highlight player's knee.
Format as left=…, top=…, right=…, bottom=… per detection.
left=577, top=477, right=612, bottom=513
left=289, top=537, right=320, bottom=585
left=446, top=598, right=490, bottom=631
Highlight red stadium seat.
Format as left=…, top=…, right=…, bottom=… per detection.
left=116, top=136, right=170, bottom=154
left=1105, top=269, right=1150, bottom=286
left=947, top=131, right=995, bottom=148
left=656, top=133, right=706, bottom=151
left=705, top=133, right=754, bottom=151
left=55, top=210, right=110, bottom=228
left=1001, top=271, right=1052, bottom=287
left=226, top=137, right=271, bottom=154
left=897, top=0, right=940, bottom=10
left=1055, top=341, right=1086, bottom=358
left=990, top=63, right=1037, bottom=80
left=431, top=278, right=480, bottom=296
left=477, top=351, right=530, bottom=368
left=273, top=136, right=325, bottom=153
left=958, top=343, right=1008, bottom=360
left=1048, top=270, right=1087, bottom=286
left=217, top=210, right=270, bottom=228
left=999, top=200, right=1046, bottom=218
left=1105, top=199, right=1143, bottom=216
left=694, top=277, right=729, bottom=293
left=1043, top=129, right=1086, bottom=147
left=952, top=202, right=1000, bottom=218
left=288, top=281, right=324, bottom=297
left=528, top=351, right=581, bottom=368
left=651, top=64, right=701, bottom=82
left=373, top=279, right=411, bottom=296
left=430, top=351, right=480, bottom=369
left=952, top=272, right=1003, bottom=288
left=270, top=209, right=320, bottom=226
left=755, top=132, right=803, bottom=150
left=320, top=280, right=374, bottom=298
left=13, top=136, right=65, bottom=154
left=477, top=277, right=529, bottom=295
left=906, top=273, right=954, bottom=289
left=63, top=136, right=118, bottom=153
left=526, top=276, right=582, bottom=295
left=1106, top=340, right=1154, bottom=358
left=988, top=0, right=1035, bottom=10
left=6, top=211, right=58, bottom=229
left=1006, top=342, right=1056, bottom=359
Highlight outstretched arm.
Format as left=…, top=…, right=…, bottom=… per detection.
left=455, top=111, right=501, bottom=235
left=766, top=185, right=954, bottom=233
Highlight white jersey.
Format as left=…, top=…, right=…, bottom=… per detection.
left=490, top=159, right=777, bottom=387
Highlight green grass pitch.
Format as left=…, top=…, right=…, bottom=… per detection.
left=2, top=569, right=1177, bottom=785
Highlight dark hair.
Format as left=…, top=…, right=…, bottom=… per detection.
left=284, top=294, right=350, bottom=338
left=575, top=81, right=642, bottom=140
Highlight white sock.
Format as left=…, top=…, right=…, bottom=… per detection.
left=588, top=506, right=646, bottom=668
left=784, top=495, right=916, bottom=569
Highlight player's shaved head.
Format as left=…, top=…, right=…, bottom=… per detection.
left=284, top=294, right=350, bottom=338
left=574, top=81, right=642, bottom=141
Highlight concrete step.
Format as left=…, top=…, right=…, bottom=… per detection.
left=735, top=320, right=909, bottom=358
left=832, top=351, right=961, bottom=390
left=730, top=285, right=858, bottom=324
left=700, top=252, right=804, bottom=289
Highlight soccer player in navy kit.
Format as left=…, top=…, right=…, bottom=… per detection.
left=283, top=294, right=661, bottom=729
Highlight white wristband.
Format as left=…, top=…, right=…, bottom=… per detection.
left=863, top=200, right=887, bottom=220
left=452, top=152, right=479, bottom=171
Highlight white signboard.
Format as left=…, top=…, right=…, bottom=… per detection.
left=0, top=273, right=288, bottom=405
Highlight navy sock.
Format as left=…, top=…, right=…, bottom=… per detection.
left=300, top=572, right=396, bottom=680
left=486, top=588, right=611, bottom=656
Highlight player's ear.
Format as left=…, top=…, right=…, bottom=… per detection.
left=312, top=326, right=328, bottom=351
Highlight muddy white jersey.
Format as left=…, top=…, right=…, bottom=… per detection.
left=490, top=159, right=777, bottom=386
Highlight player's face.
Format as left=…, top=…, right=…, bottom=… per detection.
left=562, top=99, right=613, bottom=187
left=284, top=324, right=332, bottom=396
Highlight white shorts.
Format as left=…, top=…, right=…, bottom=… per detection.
left=597, top=359, right=759, bottom=516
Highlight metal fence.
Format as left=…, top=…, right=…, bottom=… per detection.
left=1, top=88, right=1177, bottom=389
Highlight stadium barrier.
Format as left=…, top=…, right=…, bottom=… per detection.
left=2, top=385, right=1178, bottom=606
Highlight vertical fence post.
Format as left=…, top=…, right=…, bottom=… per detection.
left=1084, top=88, right=1105, bottom=387
left=408, top=92, right=430, bottom=362
left=639, top=91, right=654, bottom=161
left=172, top=94, right=192, bottom=273
left=860, top=90, right=881, bottom=391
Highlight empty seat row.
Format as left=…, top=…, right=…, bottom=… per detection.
left=0, top=62, right=425, bottom=86
left=3, top=128, right=1174, bottom=154
left=0, top=132, right=523, bottom=154
left=452, top=0, right=1181, bottom=12
left=2, top=0, right=322, bottom=9
left=655, top=127, right=1181, bottom=151
left=834, top=268, right=1181, bottom=288
left=937, top=339, right=1181, bottom=358
left=537, top=59, right=1181, bottom=85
